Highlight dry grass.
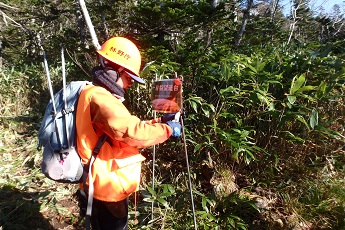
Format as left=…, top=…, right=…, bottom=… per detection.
left=0, top=119, right=84, bottom=230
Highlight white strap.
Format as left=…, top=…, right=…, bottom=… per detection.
left=85, top=155, right=95, bottom=230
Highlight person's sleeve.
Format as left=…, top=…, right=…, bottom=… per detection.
left=90, top=89, right=173, bottom=148
left=144, top=118, right=161, bottom=124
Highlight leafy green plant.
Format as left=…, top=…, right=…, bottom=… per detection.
left=144, top=184, right=176, bottom=209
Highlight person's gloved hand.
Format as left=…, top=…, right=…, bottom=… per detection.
left=161, top=113, right=177, bottom=123
left=166, top=121, right=182, bottom=138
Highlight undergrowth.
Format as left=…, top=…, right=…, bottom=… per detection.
left=1, top=51, right=345, bottom=230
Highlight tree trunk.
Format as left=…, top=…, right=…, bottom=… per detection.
left=0, top=40, right=2, bottom=68
left=234, top=0, right=254, bottom=48
left=74, top=1, right=86, bottom=46
left=213, top=0, right=219, bottom=7
left=271, top=0, right=280, bottom=22
left=98, top=0, right=109, bottom=39
left=287, top=0, right=301, bottom=45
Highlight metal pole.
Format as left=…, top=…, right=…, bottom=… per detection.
left=151, top=74, right=158, bottom=221
left=61, top=46, right=70, bottom=149
left=42, top=51, right=63, bottom=148
left=43, top=51, right=56, bottom=114
left=151, top=110, right=156, bottom=221
left=180, top=115, right=197, bottom=230
left=176, top=73, right=197, bottom=229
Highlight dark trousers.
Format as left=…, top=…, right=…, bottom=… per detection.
left=77, top=190, right=128, bottom=230
left=91, top=198, right=129, bottom=230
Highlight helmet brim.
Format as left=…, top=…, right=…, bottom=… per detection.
left=125, top=70, right=146, bottom=84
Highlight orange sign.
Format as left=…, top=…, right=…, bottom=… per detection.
left=151, top=78, right=182, bottom=113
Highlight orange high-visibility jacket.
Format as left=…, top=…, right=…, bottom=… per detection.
left=76, top=85, right=173, bottom=202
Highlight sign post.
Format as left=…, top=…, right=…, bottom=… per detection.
left=150, top=75, right=197, bottom=230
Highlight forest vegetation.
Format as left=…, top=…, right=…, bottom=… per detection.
left=0, top=0, right=345, bottom=229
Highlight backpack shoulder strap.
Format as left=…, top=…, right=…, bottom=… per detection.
left=85, top=134, right=108, bottom=230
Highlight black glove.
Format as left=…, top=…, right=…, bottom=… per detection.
left=161, top=113, right=177, bottom=123
left=166, top=121, right=182, bottom=138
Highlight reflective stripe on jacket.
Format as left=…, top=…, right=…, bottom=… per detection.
left=76, top=85, right=173, bottom=202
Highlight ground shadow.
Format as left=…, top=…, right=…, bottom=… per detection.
left=0, top=186, right=53, bottom=230
left=0, top=186, right=86, bottom=230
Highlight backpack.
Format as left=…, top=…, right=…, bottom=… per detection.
left=38, top=80, right=110, bottom=229
left=38, top=81, right=90, bottom=183
left=38, top=51, right=109, bottom=230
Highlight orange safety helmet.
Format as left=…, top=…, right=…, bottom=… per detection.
left=97, top=37, right=145, bottom=84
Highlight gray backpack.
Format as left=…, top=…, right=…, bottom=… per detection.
left=38, top=80, right=90, bottom=183
left=38, top=79, right=108, bottom=230
left=38, top=50, right=108, bottom=230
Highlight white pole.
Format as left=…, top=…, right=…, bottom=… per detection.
left=79, top=0, right=101, bottom=50
left=151, top=110, right=156, bottom=221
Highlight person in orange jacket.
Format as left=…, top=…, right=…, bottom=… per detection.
left=75, top=37, right=182, bottom=230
